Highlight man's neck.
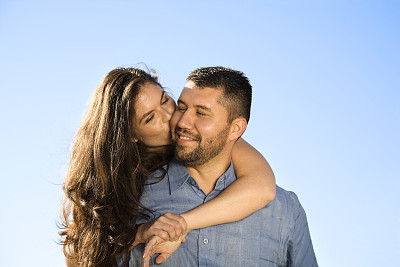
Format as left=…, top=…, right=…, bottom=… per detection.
left=185, top=148, right=232, bottom=195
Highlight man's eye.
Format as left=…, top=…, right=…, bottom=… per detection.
left=197, top=111, right=206, bottom=116
left=177, top=107, right=186, bottom=112
left=145, top=115, right=154, bottom=124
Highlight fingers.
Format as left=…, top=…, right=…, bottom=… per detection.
left=141, top=248, right=151, bottom=267
left=142, top=233, right=183, bottom=266
left=162, top=213, right=187, bottom=241
left=143, top=236, right=160, bottom=259
left=156, top=253, right=171, bottom=264
left=142, top=249, right=170, bottom=266
left=163, top=213, right=188, bottom=236
left=148, top=223, right=171, bottom=241
left=146, top=213, right=187, bottom=242
left=142, top=236, right=161, bottom=267
left=158, top=221, right=177, bottom=241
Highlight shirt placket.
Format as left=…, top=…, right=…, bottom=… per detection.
left=185, top=174, right=229, bottom=266
left=198, top=185, right=225, bottom=266
left=198, top=226, right=215, bottom=266
left=186, top=177, right=219, bottom=266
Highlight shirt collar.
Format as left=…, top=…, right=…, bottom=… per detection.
left=167, top=157, right=237, bottom=195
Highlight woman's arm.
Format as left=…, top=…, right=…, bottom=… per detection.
left=181, top=138, right=275, bottom=231
left=137, top=139, right=274, bottom=264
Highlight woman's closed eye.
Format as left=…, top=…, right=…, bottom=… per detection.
left=145, top=114, right=154, bottom=124
left=161, top=96, right=170, bottom=105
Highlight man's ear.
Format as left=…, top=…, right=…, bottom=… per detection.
left=228, top=117, right=247, bottom=141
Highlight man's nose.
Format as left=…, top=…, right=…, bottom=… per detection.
left=177, top=110, right=193, bottom=129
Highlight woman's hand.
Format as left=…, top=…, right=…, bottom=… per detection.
left=134, top=213, right=187, bottom=247
left=142, top=234, right=186, bottom=267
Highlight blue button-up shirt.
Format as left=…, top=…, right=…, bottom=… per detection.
left=123, top=158, right=318, bottom=266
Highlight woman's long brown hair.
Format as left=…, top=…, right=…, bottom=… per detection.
left=59, top=67, right=173, bottom=267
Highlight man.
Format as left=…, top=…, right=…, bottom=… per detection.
left=126, top=67, right=318, bottom=266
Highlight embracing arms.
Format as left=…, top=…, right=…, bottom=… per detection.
left=138, top=138, right=275, bottom=265
left=180, top=137, right=275, bottom=231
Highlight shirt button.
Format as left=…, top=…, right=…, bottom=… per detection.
left=203, top=238, right=209, bottom=244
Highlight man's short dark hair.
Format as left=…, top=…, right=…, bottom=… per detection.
left=187, top=66, right=252, bottom=123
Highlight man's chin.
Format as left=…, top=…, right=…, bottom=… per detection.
left=175, top=146, right=190, bottom=159
left=175, top=142, right=194, bottom=152
left=175, top=148, right=196, bottom=163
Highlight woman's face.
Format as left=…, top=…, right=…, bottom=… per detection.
left=132, top=82, right=176, bottom=147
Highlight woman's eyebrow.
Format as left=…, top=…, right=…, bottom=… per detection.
left=140, top=91, right=165, bottom=123
left=160, top=90, right=166, bottom=103
left=139, top=109, right=153, bottom=123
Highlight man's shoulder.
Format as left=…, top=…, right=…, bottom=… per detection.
left=264, top=186, right=305, bottom=220
left=275, top=186, right=301, bottom=206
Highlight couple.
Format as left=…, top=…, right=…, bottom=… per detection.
left=60, top=66, right=317, bottom=266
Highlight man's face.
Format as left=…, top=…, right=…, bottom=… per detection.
left=170, top=81, right=231, bottom=166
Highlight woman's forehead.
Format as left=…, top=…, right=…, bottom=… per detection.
left=134, top=83, right=164, bottom=118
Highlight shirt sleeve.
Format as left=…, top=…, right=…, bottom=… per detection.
left=286, top=193, right=318, bottom=267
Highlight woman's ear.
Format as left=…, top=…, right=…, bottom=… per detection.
left=228, top=117, right=247, bottom=141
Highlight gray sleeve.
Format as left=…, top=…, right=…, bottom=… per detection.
left=285, top=193, right=318, bottom=267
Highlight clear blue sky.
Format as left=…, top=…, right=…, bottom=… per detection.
left=0, top=1, right=399, bottom=266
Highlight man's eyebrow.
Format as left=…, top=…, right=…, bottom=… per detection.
left=195, top=105, right=211, bottom=111
left=177, top=100, right=211, bottom=111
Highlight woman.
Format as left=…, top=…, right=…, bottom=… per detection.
left=60, top=67, right=275, bottom=267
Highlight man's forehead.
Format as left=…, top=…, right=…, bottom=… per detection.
left=179, top=81, right=221, bottom=100
left=179, top=87, right=221, bottom=109
left=184, top=80, right=196, bottom=89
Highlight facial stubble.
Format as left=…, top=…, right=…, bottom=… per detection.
left=174, top=125, right=230, bottom=167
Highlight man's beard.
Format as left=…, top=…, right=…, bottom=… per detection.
left=174, top=125, right=230, bottom=167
